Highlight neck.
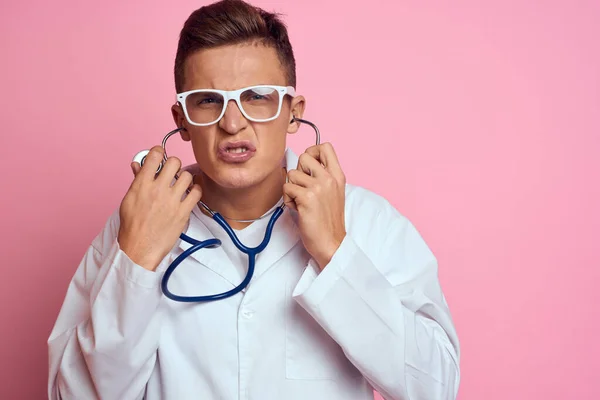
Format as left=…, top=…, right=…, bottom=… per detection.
left=197, top=167, right=286, bottom=230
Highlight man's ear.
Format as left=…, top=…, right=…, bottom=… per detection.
left=288, top=95, right=306, bottom=134
left=171, top=103, right=190, bottom=141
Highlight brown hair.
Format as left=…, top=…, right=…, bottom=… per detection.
left=174, top=0, right=296, bottom=92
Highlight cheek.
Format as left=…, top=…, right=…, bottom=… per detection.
left=188, top=129, right=216, bottom=163
left=256, top=122, right=288, bottom=151
left=190, top=132, right=209, bottom=148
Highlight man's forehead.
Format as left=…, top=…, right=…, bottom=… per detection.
left=182, top=44, right=286, bottom=91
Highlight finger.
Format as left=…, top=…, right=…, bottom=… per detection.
left=283, top=182, right=307, bottom=209
left=282, top=173, right=295, bottom=210
left=131, top=162, right=141, bottom=177
left=173, top=170, right=193, bottom=193
left=283, top=193, right=297, bottom=211
left=137, top=146, right=165, bottom=181
left=156, top=156, right=182, bottom=185
left=287, top=168, right=316, bottom=188
left=182, top=184, right=202, bottom=209
left=304, top=143, right=343, bottom=177
left=297, top=152, right=327, bottom=178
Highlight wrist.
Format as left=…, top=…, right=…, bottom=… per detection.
left=128, top=253, right=161, bottom=272
left=117, top=238, right=162, bottom=272
left=314, top=232, right=346, bottom=270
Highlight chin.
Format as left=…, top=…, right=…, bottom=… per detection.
left=214, top=169, right=263, bottom=189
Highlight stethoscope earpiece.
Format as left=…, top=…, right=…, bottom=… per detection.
left=290, top=117, right=320, bottom=145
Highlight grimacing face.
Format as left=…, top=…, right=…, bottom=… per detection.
left=171, top=43, right=305, bottom=190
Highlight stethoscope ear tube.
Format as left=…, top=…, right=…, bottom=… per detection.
left=132, top=127, right=187, bottom=174
left=132, top=119, right=319, bottom=174
left=292, top=117, right=320, bottom=146
left=131, top=119, right=321, bottom=303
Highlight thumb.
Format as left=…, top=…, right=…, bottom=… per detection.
left=282, top=184, right=297, bottom=211
left=131, top=162, right=141, bottom=177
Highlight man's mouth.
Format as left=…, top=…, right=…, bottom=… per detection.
left=226, top=147, right=249, bottom=153
left=218, top=141, right=257, bottom=163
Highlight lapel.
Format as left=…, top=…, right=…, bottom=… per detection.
left=251, top=206, right=301, bottom=281
left=251, top=149, right=303, bottom=280
left=177, top=149, right=303, bottom=290
left=177, top=208, right=246, bottom=289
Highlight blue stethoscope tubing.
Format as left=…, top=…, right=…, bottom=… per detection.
left=141, top=117, right=320, bottom=303
left=161, top=207, right=284, bottom=302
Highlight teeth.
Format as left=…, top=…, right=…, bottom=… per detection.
left=227, top=147, right=248, bottom=153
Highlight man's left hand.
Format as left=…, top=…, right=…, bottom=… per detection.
left=283, top=143, right=347, bottom=270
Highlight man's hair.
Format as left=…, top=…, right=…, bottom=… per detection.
left=174, top=0, right=296, bottom=93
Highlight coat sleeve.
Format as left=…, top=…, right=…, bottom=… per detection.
left=47, top=210, right=167, bottom=400
left=292, top=200, right=460, bottom=400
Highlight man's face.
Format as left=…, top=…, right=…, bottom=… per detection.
left=172, top=43, right=304, bottom=190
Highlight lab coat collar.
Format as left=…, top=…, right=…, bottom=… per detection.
left=178, top=148, right=302, bottom=291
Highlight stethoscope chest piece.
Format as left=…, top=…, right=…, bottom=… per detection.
left=133, top=149, right=166, bottom=174
left=132, top=150, right=149, bottom=165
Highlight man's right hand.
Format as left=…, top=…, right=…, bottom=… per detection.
left=117, top=146, right=202, bottom=271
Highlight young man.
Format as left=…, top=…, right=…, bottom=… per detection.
left=47, top=1, right=460, bottom=399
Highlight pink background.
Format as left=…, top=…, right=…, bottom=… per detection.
left=1, top=0, right=599, bottom=398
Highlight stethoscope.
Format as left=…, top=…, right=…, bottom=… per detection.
left=132, top=117, right=321, bottom=303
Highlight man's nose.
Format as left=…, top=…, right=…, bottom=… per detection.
left=218, top=100, right=247, bottom=134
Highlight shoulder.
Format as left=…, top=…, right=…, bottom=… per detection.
left=90, top=207, right=122, bottom=256
left=344, top=183, right=409, bottom=233
left=343, top=182, right=434, bottom=258
left=343, top=183, right=438, bottom=282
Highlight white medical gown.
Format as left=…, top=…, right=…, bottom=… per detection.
left=47, top=149, right=460, bottom=400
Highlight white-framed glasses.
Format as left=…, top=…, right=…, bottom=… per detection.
left=176, top=85, right=296, bottom=126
